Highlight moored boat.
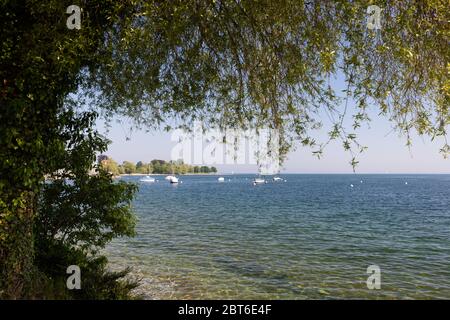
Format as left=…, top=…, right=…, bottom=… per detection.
left=140, top=176, right=155, bottom=182
left=253, top=178, right=265, bottom=185
left=169, top=176, right=179, bottom=184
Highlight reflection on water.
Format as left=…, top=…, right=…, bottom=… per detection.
left=106, top=174, right=450, bottom=299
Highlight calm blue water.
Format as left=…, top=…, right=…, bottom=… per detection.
left=106, top=174, right=450, bottom=299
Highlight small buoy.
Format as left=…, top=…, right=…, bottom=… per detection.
left=405, top=182, right=408, bottom=185
left=360, top=180, right=363, bottom=183
left=350, top=184, right=354, bottom=188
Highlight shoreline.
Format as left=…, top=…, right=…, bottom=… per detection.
left=118, top=173, right=219, bottom=176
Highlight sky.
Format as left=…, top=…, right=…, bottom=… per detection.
left=94, top=73, right=449, bottom=174
left=95, top=115, right=449, bottom=174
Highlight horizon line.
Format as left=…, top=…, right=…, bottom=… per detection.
left=219, top=172, right=450, bottom=175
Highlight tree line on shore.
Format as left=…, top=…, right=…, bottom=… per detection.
left=99, top=156, right=217, bottom=175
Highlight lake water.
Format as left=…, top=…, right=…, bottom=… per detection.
left=106, top=174, right=450, bottom=299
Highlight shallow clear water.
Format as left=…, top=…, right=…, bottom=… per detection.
left=106, top=174, right=450, bottom=299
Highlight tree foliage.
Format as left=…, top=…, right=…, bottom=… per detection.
left=82, top=0, right=449, bottom=165
left=0, top=0, right=138, bottom=298
left=101, top=157, right=217, bottom=174
left=100, top=158, right=121, bottom=176
left=35, top=165, right=138, bottom=299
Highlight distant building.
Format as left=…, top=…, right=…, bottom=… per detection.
left=97, top=154, right=109, bottom=164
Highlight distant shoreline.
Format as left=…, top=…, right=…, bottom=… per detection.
left=114, top=173, right=450, bottom=178
left=118, top=173, right=220, bottom=176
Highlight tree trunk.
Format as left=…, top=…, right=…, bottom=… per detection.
left=0, top=191, right=35, bottom=299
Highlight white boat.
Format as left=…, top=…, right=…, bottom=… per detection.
left=140, top=176, right=155, bottom=182
left=218, top=177, right=225, bottom=182
left=273, top=177, right=283, bottom=182
left=165, top=175, right=175, bottom=180
left=253, top=178, right=265, bottom=185
left=169, top=176, right=179, bottom=184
